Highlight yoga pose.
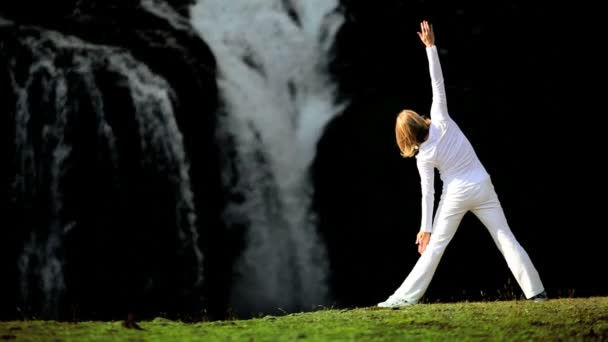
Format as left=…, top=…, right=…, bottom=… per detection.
left=378, top=20, right=546, bottom=307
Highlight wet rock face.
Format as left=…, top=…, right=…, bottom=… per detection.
left=0, top=0, right=195, bottom=21
left=0, top=1, right=222, bottom=321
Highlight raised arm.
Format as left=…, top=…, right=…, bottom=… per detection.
left=418, top=20, right=449, bottom=122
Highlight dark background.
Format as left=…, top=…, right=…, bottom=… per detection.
left=1, top=0, right=605, bottom=321
left=318, top=0, right=605, bottom=309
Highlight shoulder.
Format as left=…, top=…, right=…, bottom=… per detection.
left=416, top=150, right=434, bottom=164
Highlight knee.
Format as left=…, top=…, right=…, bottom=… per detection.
left=426, top=239, right=449, bottom=255
left=495, top=231, right=519, bottom=247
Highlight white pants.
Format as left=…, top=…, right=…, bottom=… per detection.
left=388, top=178, right=545, bottom=304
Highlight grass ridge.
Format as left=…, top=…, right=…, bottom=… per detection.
left=1, top=296, right=607, bottom=341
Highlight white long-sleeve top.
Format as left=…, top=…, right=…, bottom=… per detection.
left=416, top=46, right=490, bottom=232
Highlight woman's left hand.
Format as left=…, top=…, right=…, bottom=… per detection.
left=416, top=231, right=431, bottom=254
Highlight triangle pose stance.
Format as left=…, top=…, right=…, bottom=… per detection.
left=378, top=21, right=546, bottom=307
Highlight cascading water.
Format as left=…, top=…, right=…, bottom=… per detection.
left=190, top=1, right=345, bottom=314
left=7, top=28, right=204, bottom=318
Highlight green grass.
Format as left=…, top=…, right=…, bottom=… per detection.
left=1, top=297, right=607, bottom=341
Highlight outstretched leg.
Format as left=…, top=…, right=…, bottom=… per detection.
left=382, top=191, right=468, bottom=305
left=471, top=181, right=545, bottom=299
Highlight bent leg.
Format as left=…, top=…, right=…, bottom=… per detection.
left=471, top=183, right=545, bottom=299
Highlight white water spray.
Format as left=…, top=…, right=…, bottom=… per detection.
left=0, top=16, right=12, bottom=26
left=190, top=1, right=345, bottom=314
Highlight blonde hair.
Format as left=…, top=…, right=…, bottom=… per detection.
left=395, top=109, right=431, bottom=158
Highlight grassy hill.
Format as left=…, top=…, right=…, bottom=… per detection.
left=1, top=297, right=607, bottom=341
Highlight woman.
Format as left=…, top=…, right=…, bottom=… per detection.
left=378, top=20, right=546, bottom=307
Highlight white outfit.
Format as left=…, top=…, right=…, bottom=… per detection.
left=382, top=46, right=544, bottom=305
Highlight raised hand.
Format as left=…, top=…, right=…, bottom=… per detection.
left=417, top=20, right=435, bottom=48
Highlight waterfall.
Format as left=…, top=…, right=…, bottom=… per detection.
left=190, top=0, right=345, bottom=315
left=8, top=28, right=204, bottom=317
